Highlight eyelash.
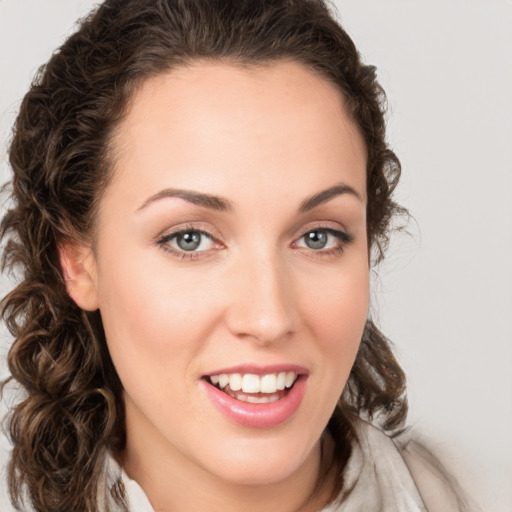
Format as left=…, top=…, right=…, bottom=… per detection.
left=292, top=228, right=355, bottom=259
left=156, top=224, right=218, bottom=261
left=156, top=225, right=354, bottom=261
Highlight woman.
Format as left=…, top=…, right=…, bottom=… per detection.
left=0, top=1, right=477, bottom=511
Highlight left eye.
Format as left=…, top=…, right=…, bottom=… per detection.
left=161, top=230, right=214, bottom=252
left=296, top=229, right=344, bottom=250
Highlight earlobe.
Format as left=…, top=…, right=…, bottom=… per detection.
left=58, top=242, right=99, bottom=311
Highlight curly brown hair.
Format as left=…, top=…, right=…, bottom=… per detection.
left=1, top=1, right=407, bottom=510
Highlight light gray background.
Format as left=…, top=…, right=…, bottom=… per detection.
left=1, top=1, right=511, bottom=511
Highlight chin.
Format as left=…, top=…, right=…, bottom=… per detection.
left=200, top=434, right=319, bottom=487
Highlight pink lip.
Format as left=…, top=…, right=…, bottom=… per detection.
left=201, top=374, right=308, bottom=428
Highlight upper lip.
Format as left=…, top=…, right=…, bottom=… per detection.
left=203, top=364, right=309, bottom=377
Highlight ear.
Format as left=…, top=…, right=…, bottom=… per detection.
left=58, top=242, right=99, bottom=311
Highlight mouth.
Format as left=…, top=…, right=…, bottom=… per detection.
left=205, top=371, right=299, bottom=404
left=201, top=366, right=308, bottom=427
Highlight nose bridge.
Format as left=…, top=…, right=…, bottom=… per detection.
left=225, top=245, right=297, bottom=345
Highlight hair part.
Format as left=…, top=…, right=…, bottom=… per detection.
left=1, top=1, right=406, bottom=510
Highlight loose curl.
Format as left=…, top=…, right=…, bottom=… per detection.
left=1, top=1, right=407, bottom=510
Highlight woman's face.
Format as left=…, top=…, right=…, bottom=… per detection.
left=86, top=61, right=368, bottom=490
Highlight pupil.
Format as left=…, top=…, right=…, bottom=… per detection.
left=306, top=230, right=327, bottom=249
left=177, top=232, right=201, bottom=251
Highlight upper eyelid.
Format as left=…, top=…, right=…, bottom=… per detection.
left=294, top=227, right=352, bottom=245
left=294, top=220, right=348, bottom=238
left=160, top=227, right=212, bottom=240
left=155, top=223, right=222, bottom=243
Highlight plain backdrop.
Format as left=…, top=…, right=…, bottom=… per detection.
left=1, top=1, right=511, bottom=511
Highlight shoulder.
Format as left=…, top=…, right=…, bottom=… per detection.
left=345, top=420, right=481, bottom=512
left=391, top=428, right=482, bottom=512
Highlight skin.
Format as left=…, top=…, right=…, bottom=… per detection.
left=63, top=60, right=369, bottom=512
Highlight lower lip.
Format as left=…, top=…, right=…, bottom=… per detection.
left=201, top=376, right=307, bottom=428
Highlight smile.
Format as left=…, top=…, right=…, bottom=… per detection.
left=201, top=366, right=307, bottom=427
left=208, top=371, right=298, bottom=403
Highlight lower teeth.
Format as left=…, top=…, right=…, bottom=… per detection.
left=236, top=394, right=281, bottom=404
left=215, top=382, right=286, bottom=403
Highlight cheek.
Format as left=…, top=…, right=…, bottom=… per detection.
left=300, top=262, right=369, bottom=376
left=304, top=263, right=369, bottom=334
left=94, top=249, right=217, bottom=381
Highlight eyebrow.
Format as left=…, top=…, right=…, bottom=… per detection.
left=298, top=182, right=363, bottom=212
left=137, top=188, right=233, bottom=212
left=137, top=181, right=362, bottom=213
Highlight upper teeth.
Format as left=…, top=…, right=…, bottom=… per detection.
left=210, top=372, right=298, bottom=394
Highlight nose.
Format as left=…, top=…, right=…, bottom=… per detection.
left=224, top=252, right=299, bottom=346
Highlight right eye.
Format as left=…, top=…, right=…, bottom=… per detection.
left=157, top=229, right=216, bottom=256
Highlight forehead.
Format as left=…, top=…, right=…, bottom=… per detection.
left=107, top=60, right=367, bottom=206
